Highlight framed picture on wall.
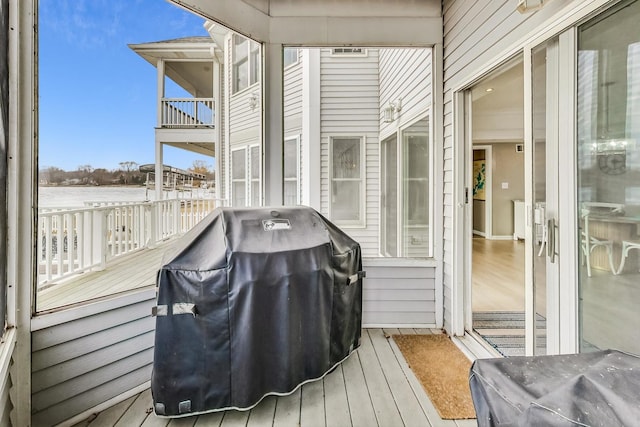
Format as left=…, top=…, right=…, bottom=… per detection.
left=473, top=159, right=486, bottom=200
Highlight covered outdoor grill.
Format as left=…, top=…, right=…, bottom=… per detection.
left=469, top=349, right=640, bottom=426
left=151, top=206, right=364, bottom=417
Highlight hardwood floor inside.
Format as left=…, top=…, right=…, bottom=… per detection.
left=471, top=237, right=525, bottom=313
left=471, top=235, right=640, bottom=357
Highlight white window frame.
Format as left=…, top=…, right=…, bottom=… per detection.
left=379, top=113, right=433, bottom=258
left=232, top=34, right=260, bottom=94
left=328, top=135, right=366, bottom=228
left=284, top=136, right=301, bottom=205
left=230, top=146, right=248, bottom=207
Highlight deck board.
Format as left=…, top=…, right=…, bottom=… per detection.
left=356, top=329, right=404, bottom=426
left=368, top=329, right=432, bottom=426
left=299, top=380, right=325, bottom=427
left=273, top=388, right=301, bottom=427
left=246, top=396, right=276, bottom=427
left=341, top=351, right=377, bottom=427
left=323, top=365, right=351, bottom=427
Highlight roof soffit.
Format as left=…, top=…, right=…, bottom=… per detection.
left=171, top=0, right=442, bottom=45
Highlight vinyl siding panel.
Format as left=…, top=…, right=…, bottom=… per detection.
left=362, top=263, right=436, bottom=326
left=379, top=48, right=432, bottom=138
left=0, top=360, right=11, bottom=427
left=30, top=290, right=155, bottom=427
left=284, top=53, right=304, bottom=203
left=441, top=0, right=585, bottom=332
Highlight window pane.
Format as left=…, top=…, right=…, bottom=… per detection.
left=403, top=118, right=429, bottom=256
left=331, top=181, right=360, bottom=221
left=250, top=146, right=260, bottom=179
left=381, top=135, right=398, bottom=256
left=232, top=150, right=246, bottom=179
left=251, top=182, right=260, bottom=206
left=250, top=41, right=260, bottom=85
left=233, top=35, right=249, bottom=93
left=232, top=182, right=246, bottom=207
left=284, top=48, right=299, bottom=67
left=284, top=181, right=298, bottom=206
left=578, top=0, right=640, bottom=355
left=284, top=139, right=297, bottom=179
left=332, top=138, right=361, bottom=179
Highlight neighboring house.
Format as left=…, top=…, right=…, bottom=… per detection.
left=2, top=0, right=639, bottom=425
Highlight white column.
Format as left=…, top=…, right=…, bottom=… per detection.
left=302, top=49, right=321, bottom=209
left=10, top=0, right=35, bottom=424
left=263, top=43, right=284, bottom=206
left=213, top=58, right=222, bottom=204
left=156, top=59, right=165, bottom=202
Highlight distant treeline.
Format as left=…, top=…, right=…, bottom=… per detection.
left=39, top=161, right=214, bottom=186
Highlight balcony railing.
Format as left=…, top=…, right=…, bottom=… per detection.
left=161, top=97, right=214, bottom=128
left=37, top=197, right=217, bottom=287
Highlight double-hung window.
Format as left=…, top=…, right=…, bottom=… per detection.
left=231, top=147, right=247, bottom=206
left=231, top=145, right=261, bottom=207
left=232, top=34, right=260, bottom=93
left=330, top=136, right=365, bottom=226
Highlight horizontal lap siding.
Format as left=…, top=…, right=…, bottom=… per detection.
left=30, top=291, right=156, bottom=427
left=285, top=56, right=304, bottom=203
left=0, top=364, right=10, bottom=427
left=442, top=0, right=583, bottom=333
left=362, top=263, right=436, bottom=326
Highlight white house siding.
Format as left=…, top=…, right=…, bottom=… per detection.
left=363, top=263, right=436, bottom=325
left=441, top=0, right=583, bottom=333
left=30, top=290, right=155, bottom=426
left=319, top=49, right=381, bottom=255
left=284, top=53, right=304, bottom=203
left=0, top=367, right=10, bottom=427
left=379, top=48, right=432, bottom=137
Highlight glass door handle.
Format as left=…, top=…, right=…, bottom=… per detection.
left=547, top=218, right=556, bottom=263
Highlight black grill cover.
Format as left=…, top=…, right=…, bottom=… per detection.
left=469, top=349, right=640, bottom=426
left=151, top=206, right=363, bottom=417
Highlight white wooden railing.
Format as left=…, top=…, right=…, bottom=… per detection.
left=161, top=97, right=214, bottom=127
left=37, top=197, right=217, bottom=287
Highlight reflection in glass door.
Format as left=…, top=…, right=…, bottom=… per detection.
left=531, top=43, right=551, bottom=355
left=577, top=0, right=640, bottom=355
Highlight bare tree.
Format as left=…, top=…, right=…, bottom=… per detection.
left=119, top=161, right=139, bottom=185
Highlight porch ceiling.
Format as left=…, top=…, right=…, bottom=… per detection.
left=129, top=38, right=217, bottom=97
left=165, top=141, right=215, bottom=157
left=170, top=0, right=443, bottom=45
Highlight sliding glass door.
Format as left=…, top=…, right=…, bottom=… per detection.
left=577, top=0, right=640, bottom=355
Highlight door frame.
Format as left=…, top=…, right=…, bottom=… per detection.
left=472, top=145, right=493, bottom=239
left=451, top=0, right=615, bottom=354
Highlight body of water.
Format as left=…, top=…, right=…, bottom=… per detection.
left=38, top=186, right=210, bottom=208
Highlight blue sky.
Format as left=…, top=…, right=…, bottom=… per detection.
left=39, top=0, right=213, bottom=172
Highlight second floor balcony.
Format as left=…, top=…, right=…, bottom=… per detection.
left=161, top=97, right=214, bottom=128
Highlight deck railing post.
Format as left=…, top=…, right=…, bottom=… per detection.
left=93, top=209, right=107, bottom=271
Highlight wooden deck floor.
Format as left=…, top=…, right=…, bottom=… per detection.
left=73, top=328, right=478, bottom=427
left=37, top=241, right=175, bottom=312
